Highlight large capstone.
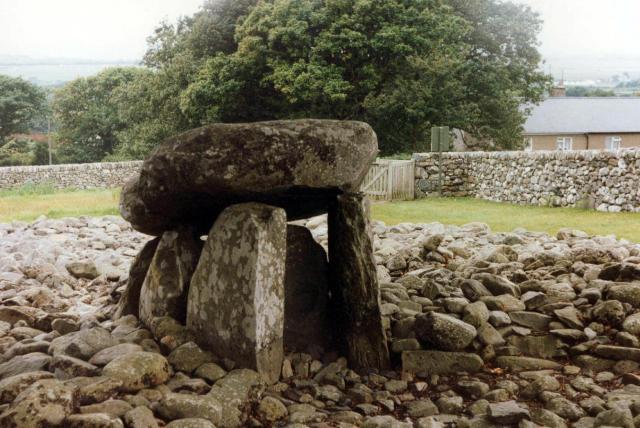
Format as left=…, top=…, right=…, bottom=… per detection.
left=120, top=119, right=378, bottom=235
left=139, top=225, right=202, bottom=326
left=284, top=225, right=329, bottom=351
left=186, top=203, right=286, bottom=384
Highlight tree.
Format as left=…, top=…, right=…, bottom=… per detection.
left=446, top=0, right=551, bottom=150
left=112, top=0, right=549, bottom=157
left=107, top=0, right=259, bottom=160
left=181, top=0, right=474, bottom=153
left=0, top=75, right=47, bottom=143
left=52, top=67, right=146, bottom=163
left=178, top=0, right=549, bottom=154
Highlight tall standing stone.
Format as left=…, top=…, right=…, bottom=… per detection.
left=187, top=203, right=286, bottom=384
left=114, top=237, right=160, bottom=319
left=284, top=225, right=329, bottom=351
left=139, top=226, right=202, bottom=326
left=328, top=192, right=390, bottom=370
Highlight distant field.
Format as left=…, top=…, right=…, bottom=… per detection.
left=0, top=186, right=119, bottom=223
left=1, top=187, right=638, bottom=243
left=371, top=197, right=640, bottom=243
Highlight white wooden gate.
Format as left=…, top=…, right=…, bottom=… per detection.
left=360, top=159, right=415, bottom=201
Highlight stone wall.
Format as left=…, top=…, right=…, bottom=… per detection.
left=414, top=149, right=640, bottom=212
left=0, top=161, right=142, bottom=189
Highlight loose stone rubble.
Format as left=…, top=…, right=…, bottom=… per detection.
left=1, top=213, right=640, bottom=427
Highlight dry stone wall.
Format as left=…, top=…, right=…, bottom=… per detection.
left=0, top=161, right=142, bottom=189
left=414, top=149, right=640, bottom=212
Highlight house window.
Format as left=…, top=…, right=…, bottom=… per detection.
left=523, top=137, right=533, bottom=151
left=556, top=137, right=573, bottom=151
left=606, top=136, right=622, bottom=151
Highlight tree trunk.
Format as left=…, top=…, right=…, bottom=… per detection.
left=328, top=192, right=390, bottom=370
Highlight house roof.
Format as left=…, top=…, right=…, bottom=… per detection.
left=523, top=97, right=640, bottom=134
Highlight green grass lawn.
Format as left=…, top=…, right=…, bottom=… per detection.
left=0, top=186, right=120, bottom=223
left=371, top=197, right=640, bottom=243
left=1, top=187, right=638, bottom=243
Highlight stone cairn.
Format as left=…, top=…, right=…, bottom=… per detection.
left=115, top=119, right=390, bottom=384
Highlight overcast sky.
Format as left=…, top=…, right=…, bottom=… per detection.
left=0, top=0, right=203, bottom=61
left=515, top=0, right=640, bottom=58
left=1, top=0, right=640, bottom=67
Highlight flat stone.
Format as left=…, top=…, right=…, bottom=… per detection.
left=472, top=273, right=519, bottom=297
left=402, top=351, right=483, bottom=375
left=257, top=396, right=288, bottom=422
left=0, top=352, right=51, bottom=380
left=461, top=279, right=493, bottom=301
left=123, top=406, right=158, bottom=428
left=165, top=419, right=216, bottom=428
left=194, top=363, right=227, bottom=384
left=495, top=356, right=562, bottom=371
left=477, top=322, right=505, bottom=346
left=606, top=284, right=640, bottom=308
left=187, top=203, right=286, bottom=384
left=481, top=295, right=525, bottom=312
left=462, top=301, right=490, bottom=328
left=509, top=311, right=553, bottom=331
left=508, top=335, right=563, bottom=359
left=66, top=413, right=125, bottom=428
left=405, top=399, right=439, bottom=418
left=0, top=306, right=37, bottom=326
left=48, top=327, right=118, bottom=360
left=363, top=415, right=413, bottom=428
left=89, top=343, right=144, bottom=366
left=139, top=226, right=202, bottom=326
left=120, top=119, right=378, bottom=235
left=414, top=312, right=477, bottom=351
left=50, top=355, right=100, bottom=379
left=66, top=260, right=99, bottom=279
left=488, top=400, right=530, bottom=424
left=594, top=345, right=640, bottom=362
left=207, top=369, right=262, bottom=428
left=0, top=371, right=55, bottom=404
left=156, top=392, right=222, bottom=425
left=622, top=312, right=640, bottom=335
left=102, top=351, right=171, bottom=392
left=573, top=355, right=615, bottom=372
left=167, top=342, right=215, bottom=374
left=554, top=306, right=584, bottom=329
left=0, top=379, right=77, bottom=427
left=80, top=399, right=133, bottom=418
left=71, top=376, right=124, bottom=405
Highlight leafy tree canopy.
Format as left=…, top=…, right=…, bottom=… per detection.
left=0, top=75, right=47, bottom=143
left=52, top=67, right=147, bottom=163
left=54, top=0, right=550, bottom=160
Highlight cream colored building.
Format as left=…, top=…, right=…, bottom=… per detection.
left=523, top=97, right=640, bottom=151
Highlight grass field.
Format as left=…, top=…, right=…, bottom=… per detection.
left=371, top=197, right=640, bottom=242
left=0, top=185, right=119, bottom=223
left=1, top=187, right=638, bottom=242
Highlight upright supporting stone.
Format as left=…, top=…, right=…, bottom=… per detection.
left=284, top=225, right=329, bottom=351
left=114, top=237, right=160, bottom=319
left=186, top=203, right=286, bottom=384
left=139, top=226, right=202, bottom=326
left=328, top=192, right=390, bottom=370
